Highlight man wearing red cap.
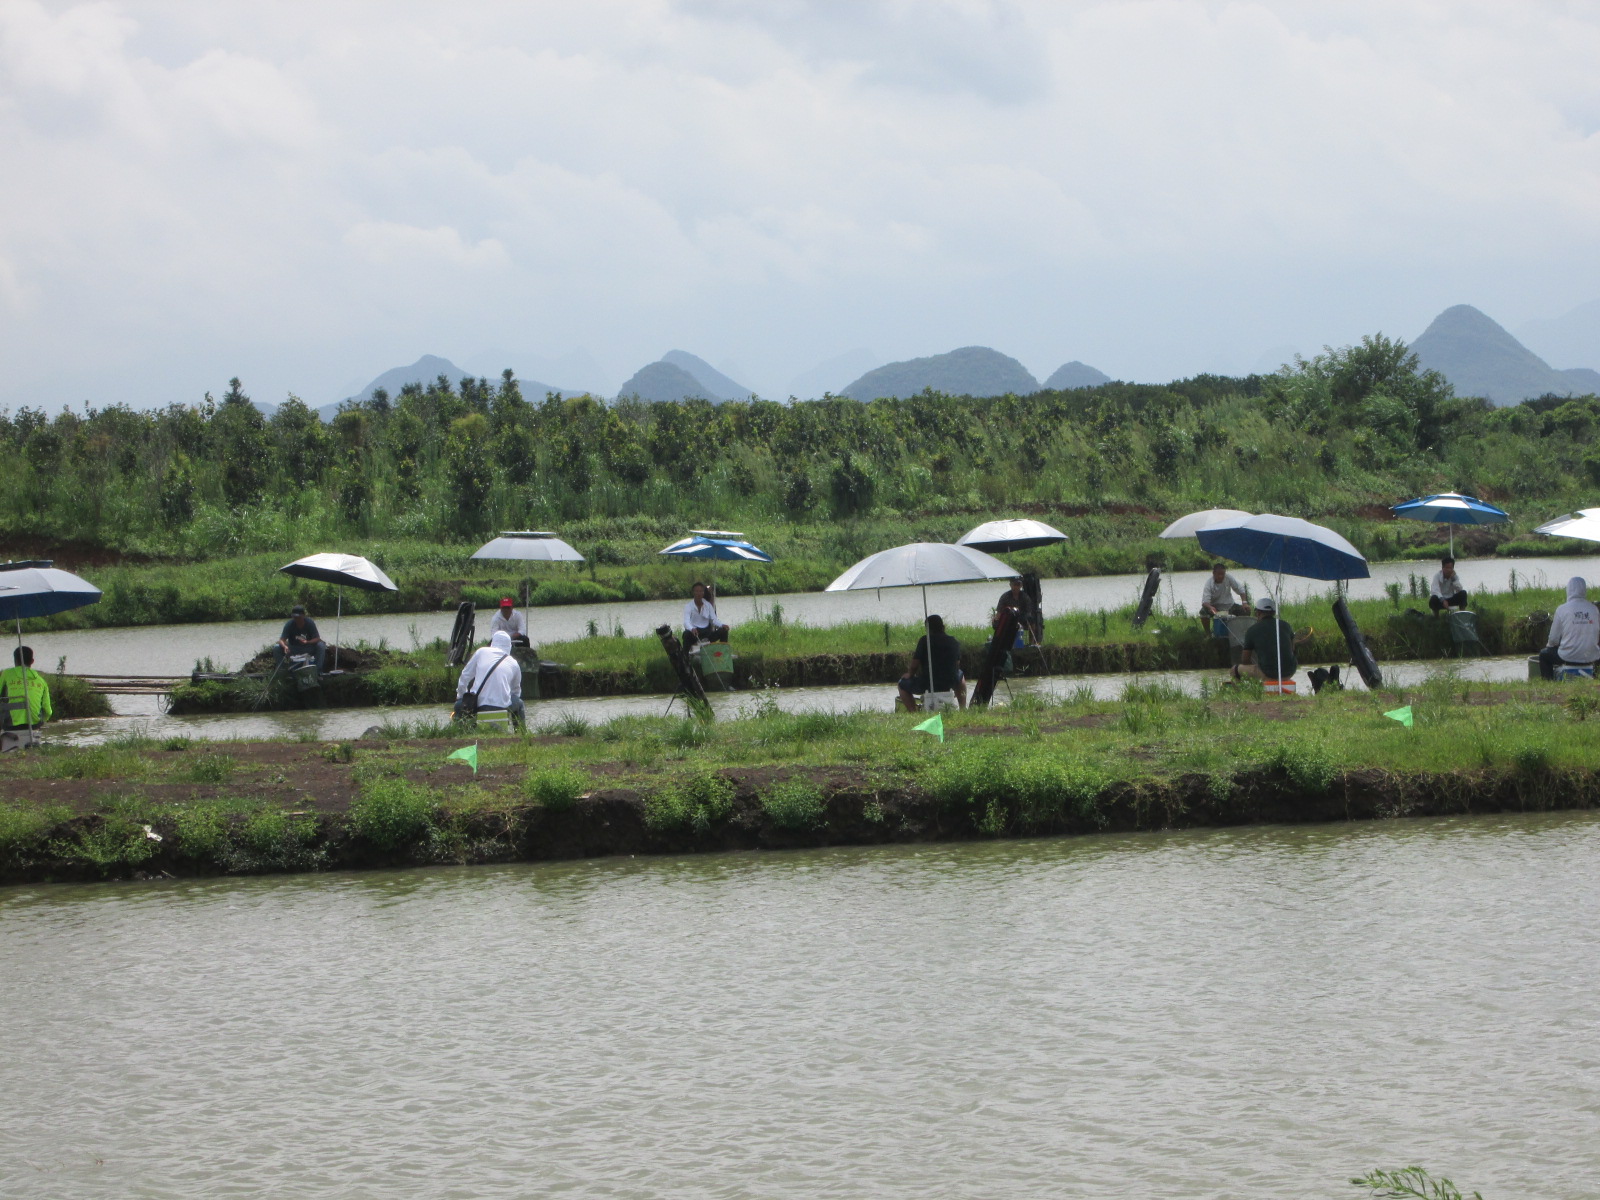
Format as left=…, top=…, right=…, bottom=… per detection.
left=488, top=597, right=529, bottom=647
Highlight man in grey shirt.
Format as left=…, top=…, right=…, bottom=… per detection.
left=1199, top=563, right=1250, bottom=618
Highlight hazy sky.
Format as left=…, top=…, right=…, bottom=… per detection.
left=3, top=0, right=1599, bottom=408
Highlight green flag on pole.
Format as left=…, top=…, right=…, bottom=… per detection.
left=912, top=713, right=945, bottom=743
left=447, top=743, right=479, bottom=774
left=1383, top=705, right=1414, bottom=728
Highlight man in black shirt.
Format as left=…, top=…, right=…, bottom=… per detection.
left=898, top=614, right=967, bottom=712
left=996, top=576, right=1041, bottom=643
left=1231, top=596, right=1307, bottom=686
left=276, top=605, right=327, bottom=673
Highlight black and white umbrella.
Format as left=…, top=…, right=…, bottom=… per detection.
left=278, top=553, right=398, bottom=672
left=957, top=518, right=1067, bottom=553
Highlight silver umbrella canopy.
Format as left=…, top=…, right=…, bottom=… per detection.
left=471, top=532, right=585, bottom=626
left=278, top=553, right=398, bottom=672
left=1158, top=508, right=1252, bottom=539
left=1534, top=508, right=1600, bottom=544
left=0, top=560, right=101, bottom=741
left=956, top=518, right=1068, bottom=553
left=827, top=543, right=1016, bottom=700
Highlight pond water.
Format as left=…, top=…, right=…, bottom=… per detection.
left=3, top=811, right=1596, bottom=1198
left=35, top=555, right=1600, bottom=681
left=47, top=654, right=1538, bottom=746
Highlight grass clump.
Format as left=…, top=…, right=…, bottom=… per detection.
left=1261, top=742, right=1338, bottom=794
left=522, top=766, right=588, bottom=811
left=761, top=779, right=825, bottom=830
left=184, top=753, right=236, bottom=784
left=644, top=770, right=736, bottom=833
left=0, top=801, right=69, bottom=865
left=349, top=776, right=439, bottom=849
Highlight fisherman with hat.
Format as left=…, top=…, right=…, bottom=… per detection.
left=488, top=597, right=529, bottom=647
left=1231, top=595, right=1311, bottom=688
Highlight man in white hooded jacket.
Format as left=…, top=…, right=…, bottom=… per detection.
left=454, top=630, right=525, bottom=724
left=1539, top=577, right=1600, bottom=680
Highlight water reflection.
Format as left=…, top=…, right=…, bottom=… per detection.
left=2, top=813, right=1597, bottom=1198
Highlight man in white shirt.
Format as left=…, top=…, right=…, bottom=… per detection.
left=1199, top=563, right=1250, bottom=618
left=1429, top=557, right=1469, bottom=615
left=454, top=630, right=524, bottom=724
left=1539, top=577, right=1600, bottom=679
left=683, top=581, right=730, bottom=649
left=488, top=597, right=529, bottom=646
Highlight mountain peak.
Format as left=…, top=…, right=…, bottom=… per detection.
left=841, top=346, right=1038, bottom=401
left=660, top=350, right=753, bottom=401
left=1412, top=305, right=1597, bottom=405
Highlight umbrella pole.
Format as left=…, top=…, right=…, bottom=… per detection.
left=15, top=614, right=31, bottom=743
left=334, top=587, right=343, bottom=673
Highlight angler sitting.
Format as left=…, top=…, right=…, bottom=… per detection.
left=683, top=582, right=730, bottom=650
left=488, top=597, right=530, bottom=647
left=898, top=614, right=967, bottom=712
left=1538, top=576, right=1599, bottom=680
left=275, top=605, right=326, bottom=673
left=454, top=630, right=524, bottom=726
left=1429, top=556, right=1469, bottom=614
left=0, top=646, right=52, bottom=748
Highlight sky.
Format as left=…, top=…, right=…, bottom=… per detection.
left=2, top=0, right=1600, bottom=409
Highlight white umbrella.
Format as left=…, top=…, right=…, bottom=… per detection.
left=278, top=553, right=398, bottom=672
left=957, top=519, right=1068, bottom=553
left=1159, top=508, right=1252, bottom=539
left=471, top=532, right=585, bottom=629
left=1534, top=509, right=1600, bottom=544
left=827, top=543, right=1015, bottom=704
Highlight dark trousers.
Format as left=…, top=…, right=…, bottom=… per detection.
left=275, top=642, right=326, bottom=673
left=1429, top=591, right=1468, bottom=613
left=684, top=625, right=729, bottom=649
left=1539, top=647, right=1596, bottom=680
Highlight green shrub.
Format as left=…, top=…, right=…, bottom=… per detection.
left=644, top=770, right=735, bottom=833
left=185, top=753, right=236, bottom=784
left=162, top=736, right=193, bottom=751
left=1263, top=742, right=1338, bottom=794
left=664, top=718, right=716, bottom=749
left=235, top=808, right=321, bottom=871
left=173, top=802, right=230, bottom=860
left=522, top=766, right=587, bottom=811
left=762, top=779, right=825, bottom=830
left=0, top=802, right=67, bottom=863
left=349, top=776, right=438, bottom=848
left=58, top=815, right=159, bottom=869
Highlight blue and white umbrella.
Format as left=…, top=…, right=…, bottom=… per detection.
left=659, top=531, right=774, bottom=563
left=1196, top=515, right=1369, bottom=688
left=1392, top=492, right=1509, bottom=555
left=0, top=560, right=102, bottom=737
left=1196, top=514, right=1369, bottom=582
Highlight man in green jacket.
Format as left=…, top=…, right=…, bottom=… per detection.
left=0, top=645, right=52, bottom=739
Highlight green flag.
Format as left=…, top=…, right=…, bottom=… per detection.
left=1383, top=705, right=1414, bottom=729
left=913, top=713, right=944, bottom=743
left=447, top=743, right=479, bottom=774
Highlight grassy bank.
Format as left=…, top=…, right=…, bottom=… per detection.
left=18, top=512, right=1598, bottom=634
left=166, top=584, right=1564, bottom=714
left=6, top=674, right=1599, bottom=885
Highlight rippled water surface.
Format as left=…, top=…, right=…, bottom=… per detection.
left=4, top=815, right=1599, bottom=1198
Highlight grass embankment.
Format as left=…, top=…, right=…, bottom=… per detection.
left=18, top=509, right=1596, bottom=634
left=6, top=674, right=1600, bottom=885
left=168, top=584, right=1565, bottom=714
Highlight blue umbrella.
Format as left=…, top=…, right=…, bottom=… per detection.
left=659, top=531, right=774, bottom=563
left=1391, top=492, right=1508, bottom=556
left=1196, top=515, right=1369, bottom=690
left=0, top=560, right=102, bottom=739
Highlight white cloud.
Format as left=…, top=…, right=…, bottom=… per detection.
left=2, top=0, right=1600, bottom=406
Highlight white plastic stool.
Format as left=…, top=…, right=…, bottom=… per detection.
left=475, top=709, right=514, bottom=734
left=922, top=691, right=959, bottom=712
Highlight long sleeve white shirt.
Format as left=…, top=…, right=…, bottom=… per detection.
left=456, top=632, right=523, bottom=708
left=1200, top=573, right=1248, bottom=609
left=488, top=609, right=527, bottom=640
left=1431, top=570, right=1465, bottom=599
left=683, top=597, right=720, bottom=632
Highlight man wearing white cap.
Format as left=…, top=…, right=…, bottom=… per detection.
left=1232, top=596, right=1308, bottom=687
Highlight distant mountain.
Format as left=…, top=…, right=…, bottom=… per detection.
left=1411, top=305, right=1600, bottom=406
left=329, top=353, right=572, bottom=419
left=661, top=350, right=753, bottom=401
left=615, top=361, right=716, bottom=403
left=841, top=346, right=1039, bottom=401
left=785, top=349, right=879, bottom=400
left=1518, top=298, right=1600, bottom=375
left=463, top=347, right=609, bottom=397
left=1043, top=361, right=1111, bottom=390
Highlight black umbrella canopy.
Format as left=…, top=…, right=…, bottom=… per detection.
left=956, top=519, right=1068, bottom=554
